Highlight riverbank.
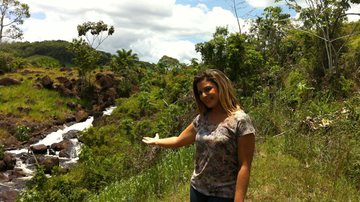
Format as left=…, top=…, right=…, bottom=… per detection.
left=0, top=66, right=124, bottom=201
left=0, top=67, right=122, bottom=151
left=0, top=106, right=116, bottom=202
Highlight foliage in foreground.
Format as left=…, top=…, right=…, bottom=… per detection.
left=15, top=8, right=360, bottom=201
left=17, top=66, right=198, bottom=201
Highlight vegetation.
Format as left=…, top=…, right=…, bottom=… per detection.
left=0, top=0, right=30, bottom=42
left=0, top=3, right=358, bottom=202
left=69, top=21, right=115, bottom=93
left=0, top=68, right=79, bottom=122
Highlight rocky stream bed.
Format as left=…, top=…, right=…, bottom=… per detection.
left=0, top=106, right=116, bottom=202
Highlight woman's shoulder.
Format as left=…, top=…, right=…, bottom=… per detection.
left=232, top=109, right=250, bottom=120
left=232, top=110, right=256, bottom=135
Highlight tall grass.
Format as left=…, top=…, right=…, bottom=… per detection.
left=87, top=146, right=194, bottom=202
left=154, top=136, right=360, bottom=201
left=247, top=136, right=360, bottom=201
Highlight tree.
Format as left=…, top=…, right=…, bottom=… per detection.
left=77, top=21, right=114, bottom=49
left=110, top=48, right=139, bottom=74
left=195, top=26, right=263, bottom=95
left=157, top=55, right=181, bottom=70
left=250, top=6, right=291, bottom=64
left=114, top=49, right=138, bottom=67
left=70, top=21, right=114, bottom=88
left=195, top=26, right=228, bottom=72
left=224, top=0, right=256, bottom=34
left=0, top=0, right=30, bottom=43
left=69, top=38, right=99, bottom=81
left=279, top=0, right=360, bottom=71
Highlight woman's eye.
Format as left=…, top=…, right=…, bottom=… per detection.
left=204, top=86, right=212, bottom=92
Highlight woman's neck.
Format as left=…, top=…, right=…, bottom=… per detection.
left=210, top=104, right=227, bottom=115
left=207, top=106, right=228, bottom=125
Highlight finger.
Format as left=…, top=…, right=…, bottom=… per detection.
left=142, top=137, right=154, bottom=142
left=142, top=139, right=154, bottom=144
left=142, top=139, right=151, bottom=143
left=142, top=137, right=152, bottom=141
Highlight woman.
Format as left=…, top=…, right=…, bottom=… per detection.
left=142, top=69, right=255, bottom=202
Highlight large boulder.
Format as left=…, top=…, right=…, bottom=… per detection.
left=8, top=168, right=27, bottom=180
left=60, top=67, right=72, bottom=72
left=64, top=115, right=76, bottom=123
left=0, top=160, right=6, bottom=172
left=63, top=130, right=80, bottom=140
left=51, top=139, right=71, bottom=151
left=104, top=87, right=118, bottom=102
left=0, top=77, right=21, bottom=86
left=1, top=154, right=16, bottom=171
left=30, top=144, right=48, bottom=155
left=55, top=84, right=74, bottom=97
left=40, top=75, right=53, bottom=89
left=96, top=72, right=115, bottom=89
left=38, top=156, right=59, bottom=174
left=17, top=106, right=31, bottom=114
left=56, top=76, right=73, bottom=89
left=59, top=148, right=72, bottom=158
left=75, top=110, right=88, bottom=122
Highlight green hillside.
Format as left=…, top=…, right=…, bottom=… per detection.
left=0, top=5, right=359, bottom=202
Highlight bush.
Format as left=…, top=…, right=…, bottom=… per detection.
left=15, top=125, right=31, bottom=142
left=0, top=52, right=27, bottom=72
left=281, top=69, right=314, bottom=110
left=26, top=55, right=62, bottom=68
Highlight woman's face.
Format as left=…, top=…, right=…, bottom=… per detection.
left=197, top=79, right=220, bottom=109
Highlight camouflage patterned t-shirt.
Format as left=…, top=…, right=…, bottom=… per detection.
left=190, top=110, right=255, bottom=198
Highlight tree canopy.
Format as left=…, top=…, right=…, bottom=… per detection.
left=0, top=0, right=30, bottom=43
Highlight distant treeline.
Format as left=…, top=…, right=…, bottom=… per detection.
left=0, top=40, right=112, bottom=67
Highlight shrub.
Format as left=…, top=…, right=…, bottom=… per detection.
left=26, top=55, right=62, bottom=68
left=15, top=125, right=31, bottom=142
left=0, top=52, right=27, bottom=72
left=281, top=69, right=314, bottom=110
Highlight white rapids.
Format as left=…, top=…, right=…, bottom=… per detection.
left=3, top=106, right=117, bottom=180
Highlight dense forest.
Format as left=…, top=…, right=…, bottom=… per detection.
left=0, top=1, right=359, bottom=202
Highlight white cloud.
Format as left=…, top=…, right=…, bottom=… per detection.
left=347, top=3, right=360, bottom=22
left=19, top=0, right=242, bottom=64
left=21, top=0, right=357, bottom=64
left=245, top=0, right=278, bottom=8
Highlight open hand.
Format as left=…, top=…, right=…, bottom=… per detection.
left=142, top=133, right=159, bottom=145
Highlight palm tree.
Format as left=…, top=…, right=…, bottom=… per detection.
left=115, top=49, right=139, bottom=67
left=111, top=48, right=139, bottom=74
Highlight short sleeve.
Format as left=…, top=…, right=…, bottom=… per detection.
left=192, top=114, right=201, bottom=132
left=236, top=112, right=256, bottom=137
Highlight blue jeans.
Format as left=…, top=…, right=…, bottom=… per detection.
left=190, top=186, right=234, bottom=202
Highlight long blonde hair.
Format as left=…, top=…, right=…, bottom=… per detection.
left=193, top=69, right=240, bottom=115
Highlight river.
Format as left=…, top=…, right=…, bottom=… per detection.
left=0, top=106, right=116, bottom=201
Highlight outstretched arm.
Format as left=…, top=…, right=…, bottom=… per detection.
left=142, top=123, right=196, bottom=148
left=234, top=133, right=255, bottom=202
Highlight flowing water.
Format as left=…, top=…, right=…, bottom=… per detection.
left=0, top=106, right=116, bottom=200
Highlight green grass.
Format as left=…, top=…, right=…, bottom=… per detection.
left=85, top=136, right=360, bottom=201
left=0, top=68, right=78, bottom=122
left=87, top=147, right=194, bottom=202
left=0, top=79, right=76, bottom=122
left=247, top=136, right=360, bottom=201
left=156, top=136, right=360, bottom=202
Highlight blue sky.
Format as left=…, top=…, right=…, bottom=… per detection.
left=18, top=0, right=359, bottom=63
left=176, top=0, right=297, bottom=18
